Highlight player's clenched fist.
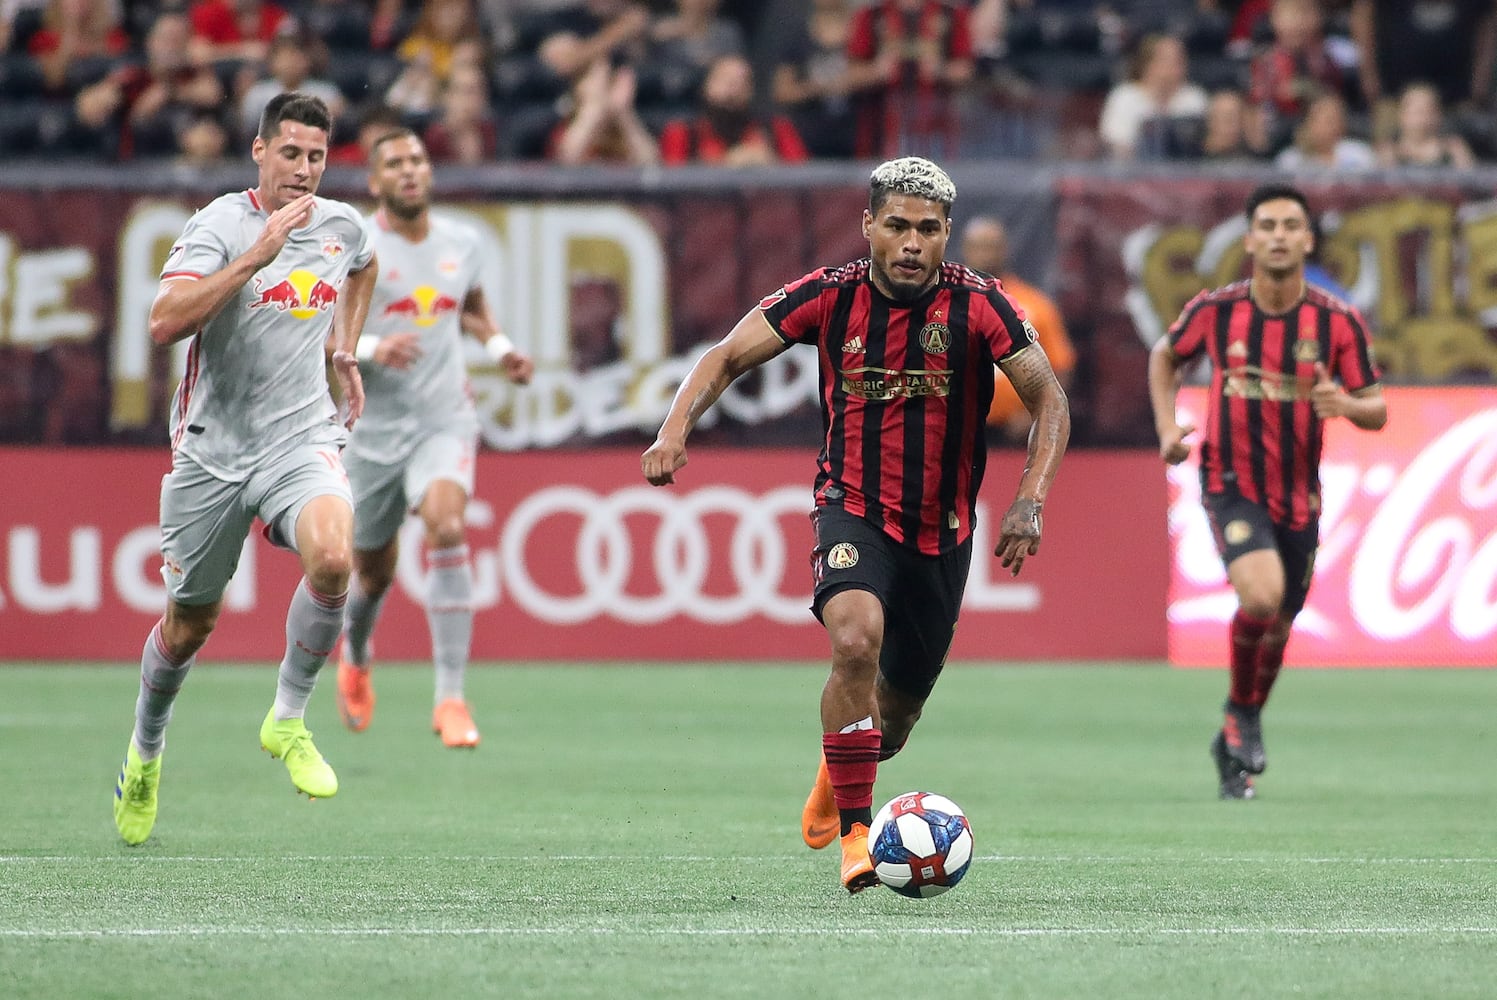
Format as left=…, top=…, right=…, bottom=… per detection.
left=1158, top=422, right=1195, bottom=465
left=1310, top=362, right=1348, bottom=419
left=641, top=436, right=687, bottom=486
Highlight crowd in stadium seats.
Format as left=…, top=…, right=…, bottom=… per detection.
left=1, top=0, right=1494, bottom=168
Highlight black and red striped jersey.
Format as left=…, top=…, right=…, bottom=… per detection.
left=1168, top=280, right=1380, bottom=528
left=759, top=258, right=1035, bottom=554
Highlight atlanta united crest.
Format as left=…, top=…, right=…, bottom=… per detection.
left=1294, top=339, right=1319, bottom=363
left=827, top=542, right=859, bottom=569
left=919, top=322, right=950, bottom=354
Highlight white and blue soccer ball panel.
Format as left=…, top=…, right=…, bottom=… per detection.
left=868, top=791, right=974, bottom=898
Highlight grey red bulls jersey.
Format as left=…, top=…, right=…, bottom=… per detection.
left=346, top=212, right=484, bottom=464
left=161, top=189, right=374, bottom=481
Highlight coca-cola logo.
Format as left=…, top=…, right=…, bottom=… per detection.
left=1349, top=409, right=1497, bottom=641
left=1168, top=388, right=1497, bottom=666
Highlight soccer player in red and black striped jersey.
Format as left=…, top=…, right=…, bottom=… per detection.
left=642, top=157, right=1070, bottom=891
left=1149, top=182, right=1386, bottom=801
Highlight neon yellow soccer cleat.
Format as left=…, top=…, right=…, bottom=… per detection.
left=259, top=709, right=338, bottom=799
left=113, top=743, right=161, bottom=846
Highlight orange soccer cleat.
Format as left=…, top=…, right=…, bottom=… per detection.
left=801, top=754, right=838, bottom=849
left=432, top=698, right=480, bottom=749
left=335, top=648, right=375, bottom=733
left=839, top=822, right=880, bottom=894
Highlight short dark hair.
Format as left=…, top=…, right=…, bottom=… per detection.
left=368, top=127, right=421, bottom=163
left=356, top=102, right=404, bottom=131
left=258, top=92, right=333, bottom=142
left=1244, top=183, right=1311, bottom=224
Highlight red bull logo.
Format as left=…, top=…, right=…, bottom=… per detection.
left=248, top=269, right=339, bottom=320
left=382, top=285, right=459, bottom=328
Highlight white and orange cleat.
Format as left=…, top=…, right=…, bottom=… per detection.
left=432, top=698, right=480, bottom=749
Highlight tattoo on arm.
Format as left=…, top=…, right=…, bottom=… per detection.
left=686, top=372, right=730, bottom=429
left=1003, top=348, right=1061, bottom=418
left=1000, top=346, right=1071, bottom=491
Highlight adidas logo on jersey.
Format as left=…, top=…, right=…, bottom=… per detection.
left=843, top=336, right=864, bottom=354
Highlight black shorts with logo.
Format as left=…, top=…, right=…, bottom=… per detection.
left=1202, top=488, right=1319, bottom=617
left=809, top=505, right=972, bottom=699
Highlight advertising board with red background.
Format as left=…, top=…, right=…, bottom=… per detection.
left=0, top=449, right=1165, bottom=662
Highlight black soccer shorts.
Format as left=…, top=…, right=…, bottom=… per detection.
left=1202, top=488, right=1319, bottom=618
left=808, top=505, right=972, bottom=699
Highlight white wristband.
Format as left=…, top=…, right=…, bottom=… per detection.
left=484, top=334, right=515, bottom=361
left=355, top=335, right=382, bottom=362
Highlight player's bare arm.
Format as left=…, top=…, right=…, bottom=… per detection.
left=995, top=345, right=1070, bottom=576
left=1311, top=363, right=1387, bottom=430
left=642, top=309, right=790, bottom=486
left=149, top=193, right=317, bottom=345
left=328, top=255, right=377, bottom=428
left=462, top=287, right=534, bottom=385
left=1148, top=336, right=1196, bottom=465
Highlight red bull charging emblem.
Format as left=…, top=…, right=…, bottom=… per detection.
left=382, top=285, right=459, bottom=328
left=248, top=269, right=339, bottom=319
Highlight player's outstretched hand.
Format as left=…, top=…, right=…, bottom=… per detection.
left=995, top=497, right=1043, bottom=577
left=1310, top=363, right=1346, bottom=419
left=248, top=193, right=315, bottom=269
left=331, top=349, right=364, bottom=429
left=641, top=435, right=686, bottom=486
left=500, top=349, right=535, bottom=386
left=375, top=332, right=423, bottom=369
left=1158, top=422, right=1195, bottom=465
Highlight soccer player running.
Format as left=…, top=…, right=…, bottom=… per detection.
left=334, top=130, right=534, bottom=747
left=642, top=157, right=1070, bottom=892
left=1149, top=182, right=1386, bottom=801
left=114, top=93, right=377, bottom=846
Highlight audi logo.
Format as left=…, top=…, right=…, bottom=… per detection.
left=438, top=485, right=815, bottom=625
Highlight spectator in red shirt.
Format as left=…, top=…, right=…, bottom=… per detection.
left=845, top=0, right=974, bottom=159
left=27, top=0, right=129, bottom=92
left=187, top=0, right=290, bottom=66
left=1248, top=0, right=1343, bottom=144
left=659, top=53, right=807, bottom=166
left=422, top=62, right=500, bottom=164
left=73, top=11, right=225, bottom=159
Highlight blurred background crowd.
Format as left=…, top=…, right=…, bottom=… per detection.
left=1, top=0, right=1494, bottom=170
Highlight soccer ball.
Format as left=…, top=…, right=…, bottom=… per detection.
left=868, top=791, right=973, bottom=898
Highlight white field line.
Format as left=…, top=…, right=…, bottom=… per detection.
left=3, top=926, right=1497, bottom=940
left=2, top=854, right=1496, bottom=864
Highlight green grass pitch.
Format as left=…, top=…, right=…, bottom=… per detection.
left=2, top=662, right=1495, bottom=999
